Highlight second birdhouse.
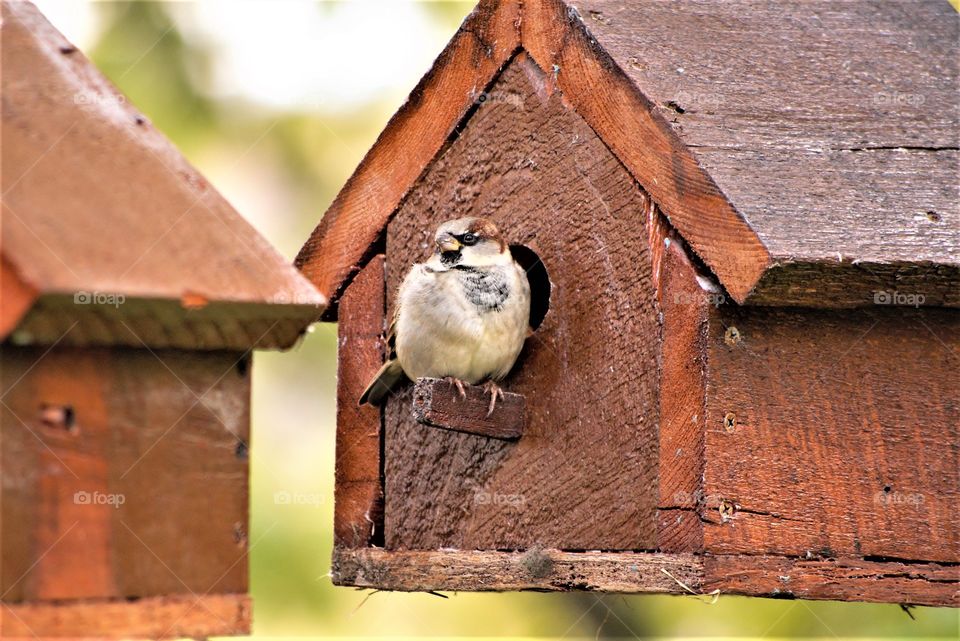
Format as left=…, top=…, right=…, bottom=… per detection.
left=296, top=0, right=958, bottom=605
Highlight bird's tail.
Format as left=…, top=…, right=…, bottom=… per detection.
left=359, top=359, right=407, bottom=406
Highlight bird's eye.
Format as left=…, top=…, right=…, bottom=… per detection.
left=461, top=233, right=478, bottom=246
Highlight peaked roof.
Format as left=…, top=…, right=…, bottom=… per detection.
left=2, top=1, right=325, bottom=349
left=298, top=0, right=958, bottom=314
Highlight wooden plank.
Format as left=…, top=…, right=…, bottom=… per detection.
left=654, top=220, right=709, bottom=553
left=332, top=548, right=958, bottom=605
left=295, top=0, right=521, bottom=315
left=335, top=255, right=385, bottom=548
left=384, top=54, right=659, bottom=551
left=702, top=306, right=959, bottom=563
left=522, top=0, right=769, bottom=303
left=412, top=377, right=525, bottom=440
left=1, top=2, right=324, bottom=342
left=704, top=555, right=959, bottom=607
left=332, top=548, right=702, bottom=593
left=574, top=0, right=959, bottom=303
left=1, top=346, right=249, bottom=601
left=7, top=294, right=321, bottom=351
left=0, top=593, right=251, bottom=637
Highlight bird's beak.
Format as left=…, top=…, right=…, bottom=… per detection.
left=437, top=233, right=461, bottom=254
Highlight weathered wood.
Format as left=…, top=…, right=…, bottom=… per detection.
left=703, top=555, right=959, bottom=607
left=1, top=1, right=324, bottom=347
left=295, top=0, right=521, bottom=316
left=654, top=221, right=709, bottom=553
left=702, top=305, right=959, bottom=563
left=575, top=0, right=959, bottom=306
left=335, top=256, right=385, bottom=548
left=332, top=548, right=701, bottom=593
left=298, top=0, right=958, bottom=311
left=412, top=377, right=525, bottom=440
left=1, top=346, right=249, bottom=601
left=384, top=54, right=659, bottom=551
left=0, top=593, right=251, bottom=637
left=332, top=548, right=959, bottom=605
left=522, top=0, right=769, bottom=303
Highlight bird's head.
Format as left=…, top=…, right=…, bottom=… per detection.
left=432, top=217, right=509, bottom=269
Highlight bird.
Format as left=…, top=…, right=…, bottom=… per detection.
left=359, top=216, right=531, bottom=415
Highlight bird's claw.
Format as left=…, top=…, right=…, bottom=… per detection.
left=482, top=381, right=505, bottom=417
left=445, top=376, right=467, bottom=399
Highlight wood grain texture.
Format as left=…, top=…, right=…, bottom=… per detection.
left=1, top=593, right=251, bottom=637
left=575, top=0, right=959, bottom=304
left=335, top=256, right=385, bottom=548
left=333, top=548, right=701, bottom=593
left=7, top=295, right=321, bottom=351
left=384, top=54, right=659, bottom=550
left=412, top=377, right=525, bottom=440
left=1, top=346, right=250, bottom=601
left=702, top=305, right=959, bottom=563
left=522, top=0, right=769, bottom=303
left=654, top=223, right=709, bottom=553
left=295, top=0, right=521, bottom=316
left=332, top=548, right=958, bottom=605
left=704, top=555, right=959, bottom=607
left=1, top=1, right=324, bottom=344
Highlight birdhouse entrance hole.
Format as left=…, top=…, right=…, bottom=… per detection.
left=510, top=244, right=550, bottom=332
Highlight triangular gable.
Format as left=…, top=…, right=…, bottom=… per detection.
left=295, top=0, right=769, bottom=316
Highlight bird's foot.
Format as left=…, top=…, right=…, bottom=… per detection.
left=482, top=380, right=505, bottom=417
left=444, top=376, right=468, bottom=399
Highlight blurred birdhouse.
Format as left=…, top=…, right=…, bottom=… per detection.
left=299, top=0, right=959, bottom=605
left=1, top=2, right=324, bottom=637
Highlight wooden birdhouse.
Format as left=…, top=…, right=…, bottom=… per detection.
left=1, top=2, right=324, bottom=637
left=298, top=0, right=958, bottom=605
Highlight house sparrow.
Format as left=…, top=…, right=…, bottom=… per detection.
left=359, top=217, right=531, bottom=415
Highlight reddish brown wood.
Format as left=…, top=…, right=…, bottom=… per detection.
left=0, top=254, right=35, bottom=338
left=1, top=1, right=324, bottom=348
left=654, top=222, right=709, bottom=553
left=704, top=555, right=959, bottom=607
left=412, top=378, right=525, bottom=440
left=295, top=0, right=521, bottom=314
left=702, top=306, right=959, bottom=563
left=384, top=54, right=659, bottom=551
left=334, top=256, right=385, bottom=548
left=522, top=0, right=769, bottom=303
left=1, top=346, right=249, bottom=601
left=0, top=593, right=251, bottom=637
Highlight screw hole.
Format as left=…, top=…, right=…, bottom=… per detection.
left=925, top=210, right=941, bottom=222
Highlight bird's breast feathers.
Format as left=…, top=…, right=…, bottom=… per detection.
left=394, top=261, right=530, bottom=383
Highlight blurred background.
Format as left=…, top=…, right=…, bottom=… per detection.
left=31, top=1, right=957, bottom=638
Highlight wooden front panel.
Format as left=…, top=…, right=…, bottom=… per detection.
left=1, top=345, right=249, bottom=601
left=702, top=306, right=959, bottom=562
left=383, top=53, right=659, bottom=550
left=334, top=255, right=385, bottom=547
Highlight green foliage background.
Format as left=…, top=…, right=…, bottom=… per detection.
left=60, top=1, right=958, bottom=638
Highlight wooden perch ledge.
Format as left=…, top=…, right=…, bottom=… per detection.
left=412, top=377, right=526, bottom=440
